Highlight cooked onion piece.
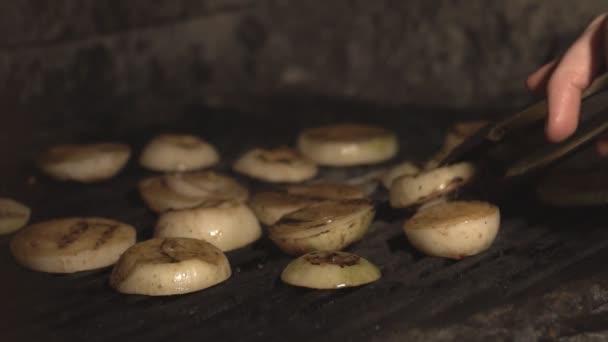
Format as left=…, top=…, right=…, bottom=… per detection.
left=0, top=198, right=31, bottom=234
left=139, top=134, right=219, bottom=172
left=110, top=238, right=231, bottom=296
left=381, top=161, right=420, bottom=189
left=250, top=183, right=367, bottom=225
left=138, top=171, right=248, bottom=213
left=37, top=143, right=130, bottom=183
left=233, top=147, right=318, bottom=183
left=297, top=124, right=398, bottom=166
left=249, top=192, right=318, bottom=226
left=404, top=201, right=500, bottom=259
left=154, top=200, right=262, bottom=251
left=425, top=120, right=487, bottom=170
left=268, top=200, right=374, bottom=255
left=10, top=217, right=136, bottom=273
left=390, top=162, right=475, bottom=209
left=281, top=251, right=381, bottom=289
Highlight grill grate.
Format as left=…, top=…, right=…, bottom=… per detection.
left=2, top=104, right=608, bottom=342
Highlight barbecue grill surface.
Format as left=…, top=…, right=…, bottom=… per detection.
left=2, top=100, right=608, bottom=342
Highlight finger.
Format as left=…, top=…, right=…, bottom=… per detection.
left=546, top=14, right=608, bottom=142
left=526, top=59, right=558, bottom=92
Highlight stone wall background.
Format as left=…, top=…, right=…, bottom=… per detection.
left=0, top=0, right=606, bottom=122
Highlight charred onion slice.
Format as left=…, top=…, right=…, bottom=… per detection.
left=0, top=198, right=31, bottom=234
left=268, top=199, right=374, bottom=255
left=10, top=217, right=136, bottom=273
left=249, top=192, right=319, bottom=226
left=139, top=133, right=219, bottom=172
left=233, top=147, right=318, bottom=183
left=37, top=143, right=130, bottom=183
left=381, top=161, right=420, bottom=189
left=250, top=183, right=367, bottom=226
left=163, top=171, right=248, bottom=200
left=390, top=162, right=475, bottom=209
left=154, top=200, right=262, bottom=251
left=138, top=171, right=249, bottom=213
left=425, top=120, right=487, bottom=169
left=403, top=201, right=500, bottom=259
left=297, top=124, right=398, bottom=166
left=110, top=238, right=231, bottom=296
left=281, top=251, right=381, bottom=289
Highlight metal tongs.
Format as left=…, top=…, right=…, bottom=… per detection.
left=438, top=73, right=608, bottom=182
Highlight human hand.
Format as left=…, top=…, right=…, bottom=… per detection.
left=526, top=13, right=608, bottom=155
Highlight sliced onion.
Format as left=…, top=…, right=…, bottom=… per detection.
left=37, top=143, right=131, bottom=183
left=381, top=161, right=420, bottom=189
left=0, top=198, right=31, bottom=234
left=403, top=200, right=500, bottom=259
left=110, top=237, right=231, bottom=296
left=297, top=123, right=398, bottom=166
left=139, top=171, right=248, bottom=213
left=154, top=200, right=262, bottom=251
left=249, top=192, right=318, bottom=226
left=281, top=251, right=381, bottom=289
left=390, top=162, right=475, bottom=209
left=10, top=217, right=136, bottom=273
left=268, top=199, right=374, bottom=255
left=233, top=147, right=318, bottom=183
left=139, top=133, right=219, bottom=172
left=164, top=171, right=248, bottom=201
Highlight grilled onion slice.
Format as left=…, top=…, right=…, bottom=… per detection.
left=281, top=251, right=381, bottom=289
left=233, top=147, right=318, bottom=183
left=37, top=143, right=130, bottom=183
left=139, top=133, right=219, bottom=172
left=0, top=198, right=31, bottom=234
left=138, top=171, right=248, bottom=213
left=381, top=161, right=420, bottom=189
left=110, top=238, right=231, bottom=296
left=297, top=124, right=398, bottom=166
left=404, top=201, right=500, bottom=259
left=390, top=162, right=475, bottom=209
left=268, top=199, right=374, bottom=255
left=10, top=217, right=136, bottom=273
left=249, top=183, right=366, bottom=226
left=249, top=192, right=319, bottom=226
left=154, top=200, right=262, bottom=251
